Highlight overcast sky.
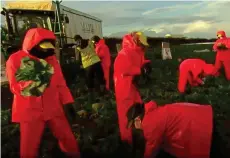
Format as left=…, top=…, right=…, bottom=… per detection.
left=61, top=0, right=230, bottom=38
left=1, top=1, right=230, bottom=38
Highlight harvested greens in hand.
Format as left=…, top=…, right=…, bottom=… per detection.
left=15, top=57, right=54, bottom=96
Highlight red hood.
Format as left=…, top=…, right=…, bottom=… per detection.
left=22, top=28, right=56, bottom=51
left=144, top=101, right=158, bottom=114
left=122, top=34, right=141, bottom=50
left=96, top=39, right=105, bottom=47
left=217, top=30, right=227, bottom=38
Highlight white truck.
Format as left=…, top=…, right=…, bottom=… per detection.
left=1, top=0, right=103, bottom=85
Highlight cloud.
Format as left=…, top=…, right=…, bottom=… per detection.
left=107, top=1, right=230, bottom=38
left=183, top=20, right=212, bottom=34
left=142, top=2, right=205, bottom=16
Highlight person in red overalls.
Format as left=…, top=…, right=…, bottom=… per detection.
left=213, top=30, right=230, bottom=80
left=6, top=28, right=80, bottom=158
left=91, top=35, right=111, bottom=91
left=126, top=101, right=224, bottom=158
left=178, top=58, right=215, bottom=93
left=113, top=31, right=151, bottom=145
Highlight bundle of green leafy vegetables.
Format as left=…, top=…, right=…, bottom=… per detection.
left=15, top=57, right=54, bottom=96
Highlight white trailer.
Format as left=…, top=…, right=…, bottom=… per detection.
left=59, top=4, right=103, bottom=43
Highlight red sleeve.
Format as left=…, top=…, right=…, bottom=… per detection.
left=213, top=41, right=218, bottom=51
left=54, top=58, right=74, bottom=105
left=118, top=53, right=141, bottom=76
left=225, top=38, right=230, bottom=48
left=96, top=46, right=105, bottom=60
left=143, top=60, right=151, bottom=66
left=6, top=56, right=32, bottom=96
left=144, top=137, right=161, bottom=158
left=195, top=77, right=203, bottom=84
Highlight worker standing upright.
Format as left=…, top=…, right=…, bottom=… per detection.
left=91, top=35, right=111, bottom=91
left=6, top=28, right=80, bottom=158
left=113, top=31, right=151, bottom=145
left=213, top=30, right=230, bottom=80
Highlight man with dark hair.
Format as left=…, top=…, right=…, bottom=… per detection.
left=91, top=35, right=111, bottom=91
left=74, top=34, right=106, bottom=101
left=126, top=101, right=224, bottom=158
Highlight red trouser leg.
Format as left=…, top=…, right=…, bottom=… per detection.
left=223, top=61, right=230, bottom=80
left=48, top=116, right=80, bottom=158
left=213, top=58, right=222, bottom=75
left=20, top=120, right=45, bottom=158
left=178, top=71, right=189, bottom=93
left=116, top=100, right=133, bottom=145
left=103, top=67, right=110, bottom=90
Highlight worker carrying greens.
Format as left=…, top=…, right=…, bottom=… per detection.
left=212, top=30, right=230, bottom=80
left=91, top=35, right=111, bottom=91
left=126, top=101, right=224, bottom=158
left=6, top=28, right=80, bottom=158
left=178, top=58, right=215, bottom=93
left=113, top=31, right=151, bottom=145
left=74, top=35, right=106, bottom=101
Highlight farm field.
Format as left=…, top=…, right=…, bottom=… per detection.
left=1, top=43, right=230, bottom=158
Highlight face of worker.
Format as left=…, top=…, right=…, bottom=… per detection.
left=134, top=116, right=142, bottom=129
left=75, top=39, right=82, bottom=47
left=30, top=45, right=55, bottom=59
left=217, top=35, right=223, bottom=39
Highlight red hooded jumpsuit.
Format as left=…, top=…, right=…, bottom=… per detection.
left=178, top=59, right=215, bottom=93
left=213, top=30, right=230, bottom=80
left=113, top=33, right=150, bottom=144
left=95, top=39, right=111, bottom=90
left=6, top=28, right=80, bottom=157
left=142, top=101, right=213, bottom=158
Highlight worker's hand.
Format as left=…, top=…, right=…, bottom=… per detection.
left=201, top=81, right=205, bottom=85
left=217, top=43, right=227, bottom=50
left=142, top=63, right=152, bottom=75
left=63, top=103, right=78, bottom=125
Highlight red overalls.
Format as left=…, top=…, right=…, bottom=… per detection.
left=6, top=28, right=80, bottom=157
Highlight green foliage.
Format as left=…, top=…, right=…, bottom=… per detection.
left=15, top=57, right=54, bottom=96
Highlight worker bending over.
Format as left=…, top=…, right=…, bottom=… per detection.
left=178, top=58, right=215, bottom=93
left=127, top=101, right=224, bottom=158
left=74, top=35, right=106, bottom=101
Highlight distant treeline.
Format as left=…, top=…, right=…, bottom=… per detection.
left=103, top=37, right=216, bottom=53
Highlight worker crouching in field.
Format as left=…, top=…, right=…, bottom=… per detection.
left=178, top=58, right=216, bottom=93
left=91, top=35, right=111, bottom=91
left=127, top=101, right=224, bottom=158
left=74, top=35, right=106, bottom=102
left=6, top=28, right=80, bottom=158
left=213, top=30, right=230, bottom=80
left=113, top=31, right=151, bottom=145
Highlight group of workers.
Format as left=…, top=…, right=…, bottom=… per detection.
left=5, top=27, right=229, bottom=158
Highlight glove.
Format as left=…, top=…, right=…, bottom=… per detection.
left=217, top=43, right=228, bottom=50
left=141, top=63, right=152, bottom=83
left=142, top=63, right=152, bottom=75
left=63, top=103, right=77, bottom=125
